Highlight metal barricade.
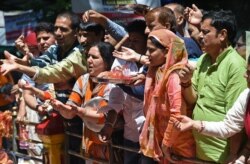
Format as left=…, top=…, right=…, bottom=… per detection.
left=13, top=117, right=46, bottom=163
left=64, top=128, right=216, bottom=164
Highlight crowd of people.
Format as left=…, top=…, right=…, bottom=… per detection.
left=0, top=2, right=249, bottom=164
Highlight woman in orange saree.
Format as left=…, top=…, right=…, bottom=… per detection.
left=139, top=29, right=195, bottom=163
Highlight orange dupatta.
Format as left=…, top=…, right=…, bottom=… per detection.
left=82, top=78, right=110, bottom=160
left=139, top=29, right=195, bottom=161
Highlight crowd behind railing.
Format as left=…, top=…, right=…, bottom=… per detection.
left=0, top=2, right=249, bottom=164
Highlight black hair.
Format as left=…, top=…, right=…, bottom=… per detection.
left=56, top=11, right=80, bottom=31
left=35, top=22, right=54, bottom=35
left=202, top=10, right=237, bottom=45
left=148, top=36, right=165, bottom=50
left=126, top=19, right=146, bottom=34
left=146, top=7, right=177, bottom=33
left=79, top=21, right=105, bottom=39
left=88, top=42, right=115, bottom=71
left=126, top=19, right=147, bottom=39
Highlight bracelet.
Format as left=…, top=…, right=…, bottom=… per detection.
left=198, top=121, right=205, bottom=133
left=180, top=81, right=192, bottom=88
left=138, top=54, right=142, bottom=63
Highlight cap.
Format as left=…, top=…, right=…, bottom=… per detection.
left=25, top=31, right=38, bottom=46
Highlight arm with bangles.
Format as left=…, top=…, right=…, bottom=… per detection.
left=178, top=63, right=197, bottom=106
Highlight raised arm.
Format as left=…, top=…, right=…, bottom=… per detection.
left=82, top=10, right=127, bottom=41
left=178, top=63, right=197, bottom=106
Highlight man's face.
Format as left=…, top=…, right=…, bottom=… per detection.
left=125, top=32, right=147, bottom=55
left=36, top=31, right=56, bottom=53
left=199, top=18, right=222, bottom=55
left=77, top=30, right=101, bottom=48
left=54, top=17, right=76, bottom=48
left=145, top=12, right=166, bottom=34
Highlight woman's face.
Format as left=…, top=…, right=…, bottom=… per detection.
left=87, top=46, right=106, bottom=77
left=146, top=39, right=166, bottom=67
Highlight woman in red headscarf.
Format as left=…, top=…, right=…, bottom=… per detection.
left=139, top=29, right=195, bottom=163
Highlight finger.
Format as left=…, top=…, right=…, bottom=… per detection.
left=1, top=69, right=7, bottom=76
left=17, top=34, right=24, bottom=40
left=186, top=63, right=194, bottom=70
left=98, top=134, right=108, bottom=143
left=192, top=4, right=199, bottom=10
left=4, top=50, right=12, bottom=59
left=113, top=50, right=122, bottom=56
left=121, top=46, right=130, bottom=51
left=154, top=157, right=160, bottom=162
left=84, top=10, right=90, bottom=22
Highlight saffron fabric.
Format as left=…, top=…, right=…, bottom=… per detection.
left=0, top=74, right=14, bottom=108
left=139, top=29, right=195, bottom=162
left=67, top=73, right=115, bottom=160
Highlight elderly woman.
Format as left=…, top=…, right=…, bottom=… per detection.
left=51, top=42, right=115, bottom=162
left=139, top=29, right=195, bottom=163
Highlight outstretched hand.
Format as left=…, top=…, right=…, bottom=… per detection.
left=50, top=99, right=67, bottom=111
left=113, top=46, right=150, bottom=65
left=0, top=51, right=19, bottom=76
